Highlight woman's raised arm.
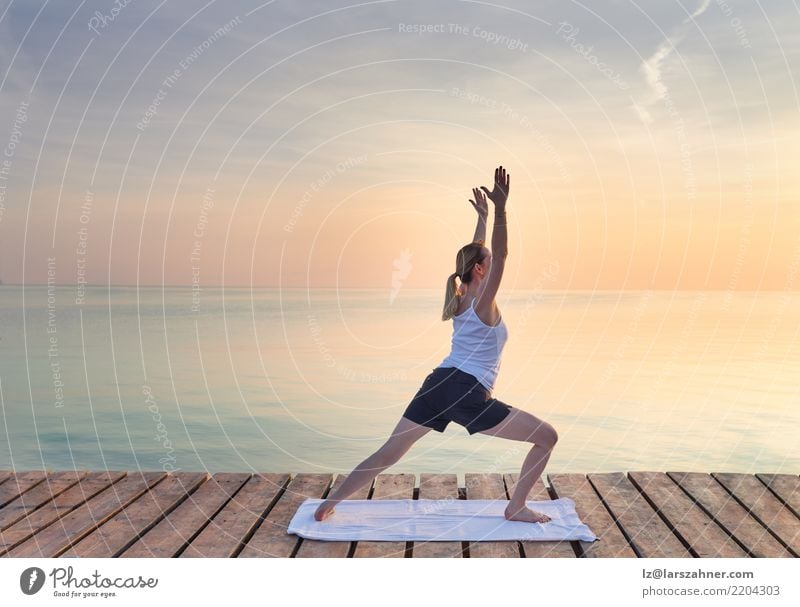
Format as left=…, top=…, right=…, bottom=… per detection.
left=480, top=166, right=509, bottom=258
left=475, top=166, right=510, bottom=316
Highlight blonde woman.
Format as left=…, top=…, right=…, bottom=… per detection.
left=315, top=166, right=558, bottom=523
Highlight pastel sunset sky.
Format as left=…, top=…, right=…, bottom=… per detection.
left=0, top=0, right=798, bottom=289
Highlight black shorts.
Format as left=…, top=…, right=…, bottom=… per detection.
left=402, top=367, right=512, bottom=435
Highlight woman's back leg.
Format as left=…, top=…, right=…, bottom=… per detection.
left=314, top=416, right=432, bottom=520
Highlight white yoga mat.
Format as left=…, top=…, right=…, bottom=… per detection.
left=287, top=497, right=597, bottom=542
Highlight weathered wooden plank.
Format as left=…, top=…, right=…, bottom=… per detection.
left=589, top=472, right=690, bottom=558
left=7, top=472, right=165, bottom=557
left=238, top=473, right=332, bottom=558
left=0, top=471, right=48, bottom=508
left=182, top=473, right=290, bottom=558
left=61, top=472, right=210, bottom=558
left=628, top=472, right=747, bottom=557
left=352, top=473, right=415, bottom=558
left=505, top=472, right=575, bottom=558
left=294, top=473, right=371, bottom=558
left=0, top=471, right=125, bottom=556
left=756, top=474, right=800, bottom=519
left=411, top=473, right=462, bottom=558
left=0, top=471, right=89, bottom=531
left=0, top=469, right=793, bottom=559
left=122, top=472, right=250, bottom=558
left=464, top=472, right=519, bottom=557
left=548, top=473, right=636, bottom=557
left=668, top=472, right=792, bottom=557
left=713, top=473, right=799, bottom=556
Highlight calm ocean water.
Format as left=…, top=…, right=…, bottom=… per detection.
left=1, top=286, right=798, bottom=485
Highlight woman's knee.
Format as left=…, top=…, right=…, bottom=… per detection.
left=542, top=423, right=558, bottom=448
left=359, top=448, right=395, bottom=473
left=531, top=421, right=558, bottom=449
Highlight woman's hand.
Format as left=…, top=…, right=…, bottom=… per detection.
left=468, top=187, right=488, bottom=219
left=480, top=165, right=510, bottom=208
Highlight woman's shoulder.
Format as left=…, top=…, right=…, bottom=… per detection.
left=460, top=296, right=501, bottom=327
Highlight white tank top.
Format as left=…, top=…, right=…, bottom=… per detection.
left=437, top=297, right=509, bottom=392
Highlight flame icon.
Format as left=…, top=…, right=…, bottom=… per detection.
left=389, top=248, right=413, bottom=304
left=19, top=567, right=46, bottom=595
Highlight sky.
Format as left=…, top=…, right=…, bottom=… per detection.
left=0, top=0, right=798, bottom=290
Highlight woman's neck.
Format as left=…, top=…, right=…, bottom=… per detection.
left=461, top=281, right=482, bottom=298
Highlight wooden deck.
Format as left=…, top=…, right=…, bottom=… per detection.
left=0, top=470, right=797, bottom=558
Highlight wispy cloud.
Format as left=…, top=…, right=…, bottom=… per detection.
left=632, top=0, right=712, bottom=124
left=685, top=0, right=712, bottom=22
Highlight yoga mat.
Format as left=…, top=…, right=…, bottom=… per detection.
left=287, top=497, right=598, bottom=542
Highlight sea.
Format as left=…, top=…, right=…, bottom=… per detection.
left=1, top=286, right=797, bottom=487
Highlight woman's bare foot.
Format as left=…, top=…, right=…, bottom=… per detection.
left=504, top=504, right=551, bottom=523
left=314, top=500, right=338, bottom=521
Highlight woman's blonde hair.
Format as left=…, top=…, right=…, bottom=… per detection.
left=442, top=240, right=486, bottom=321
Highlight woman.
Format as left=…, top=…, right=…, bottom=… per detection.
left=314, top=166, right=558, bottom=524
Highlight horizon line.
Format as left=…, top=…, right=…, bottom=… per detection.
left=1, top=284, right=796, bottom=292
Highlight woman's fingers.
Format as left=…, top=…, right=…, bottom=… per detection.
left=469, top=187, right=483, bottom=210
left=495, top=166, right=509, bottom=189
left=475, top=167, right=509, bottom=205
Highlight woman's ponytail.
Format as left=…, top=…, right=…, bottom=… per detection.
left=441, top=241, right=483, bottom=321
left=441, top=272, right=461, bottom=321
